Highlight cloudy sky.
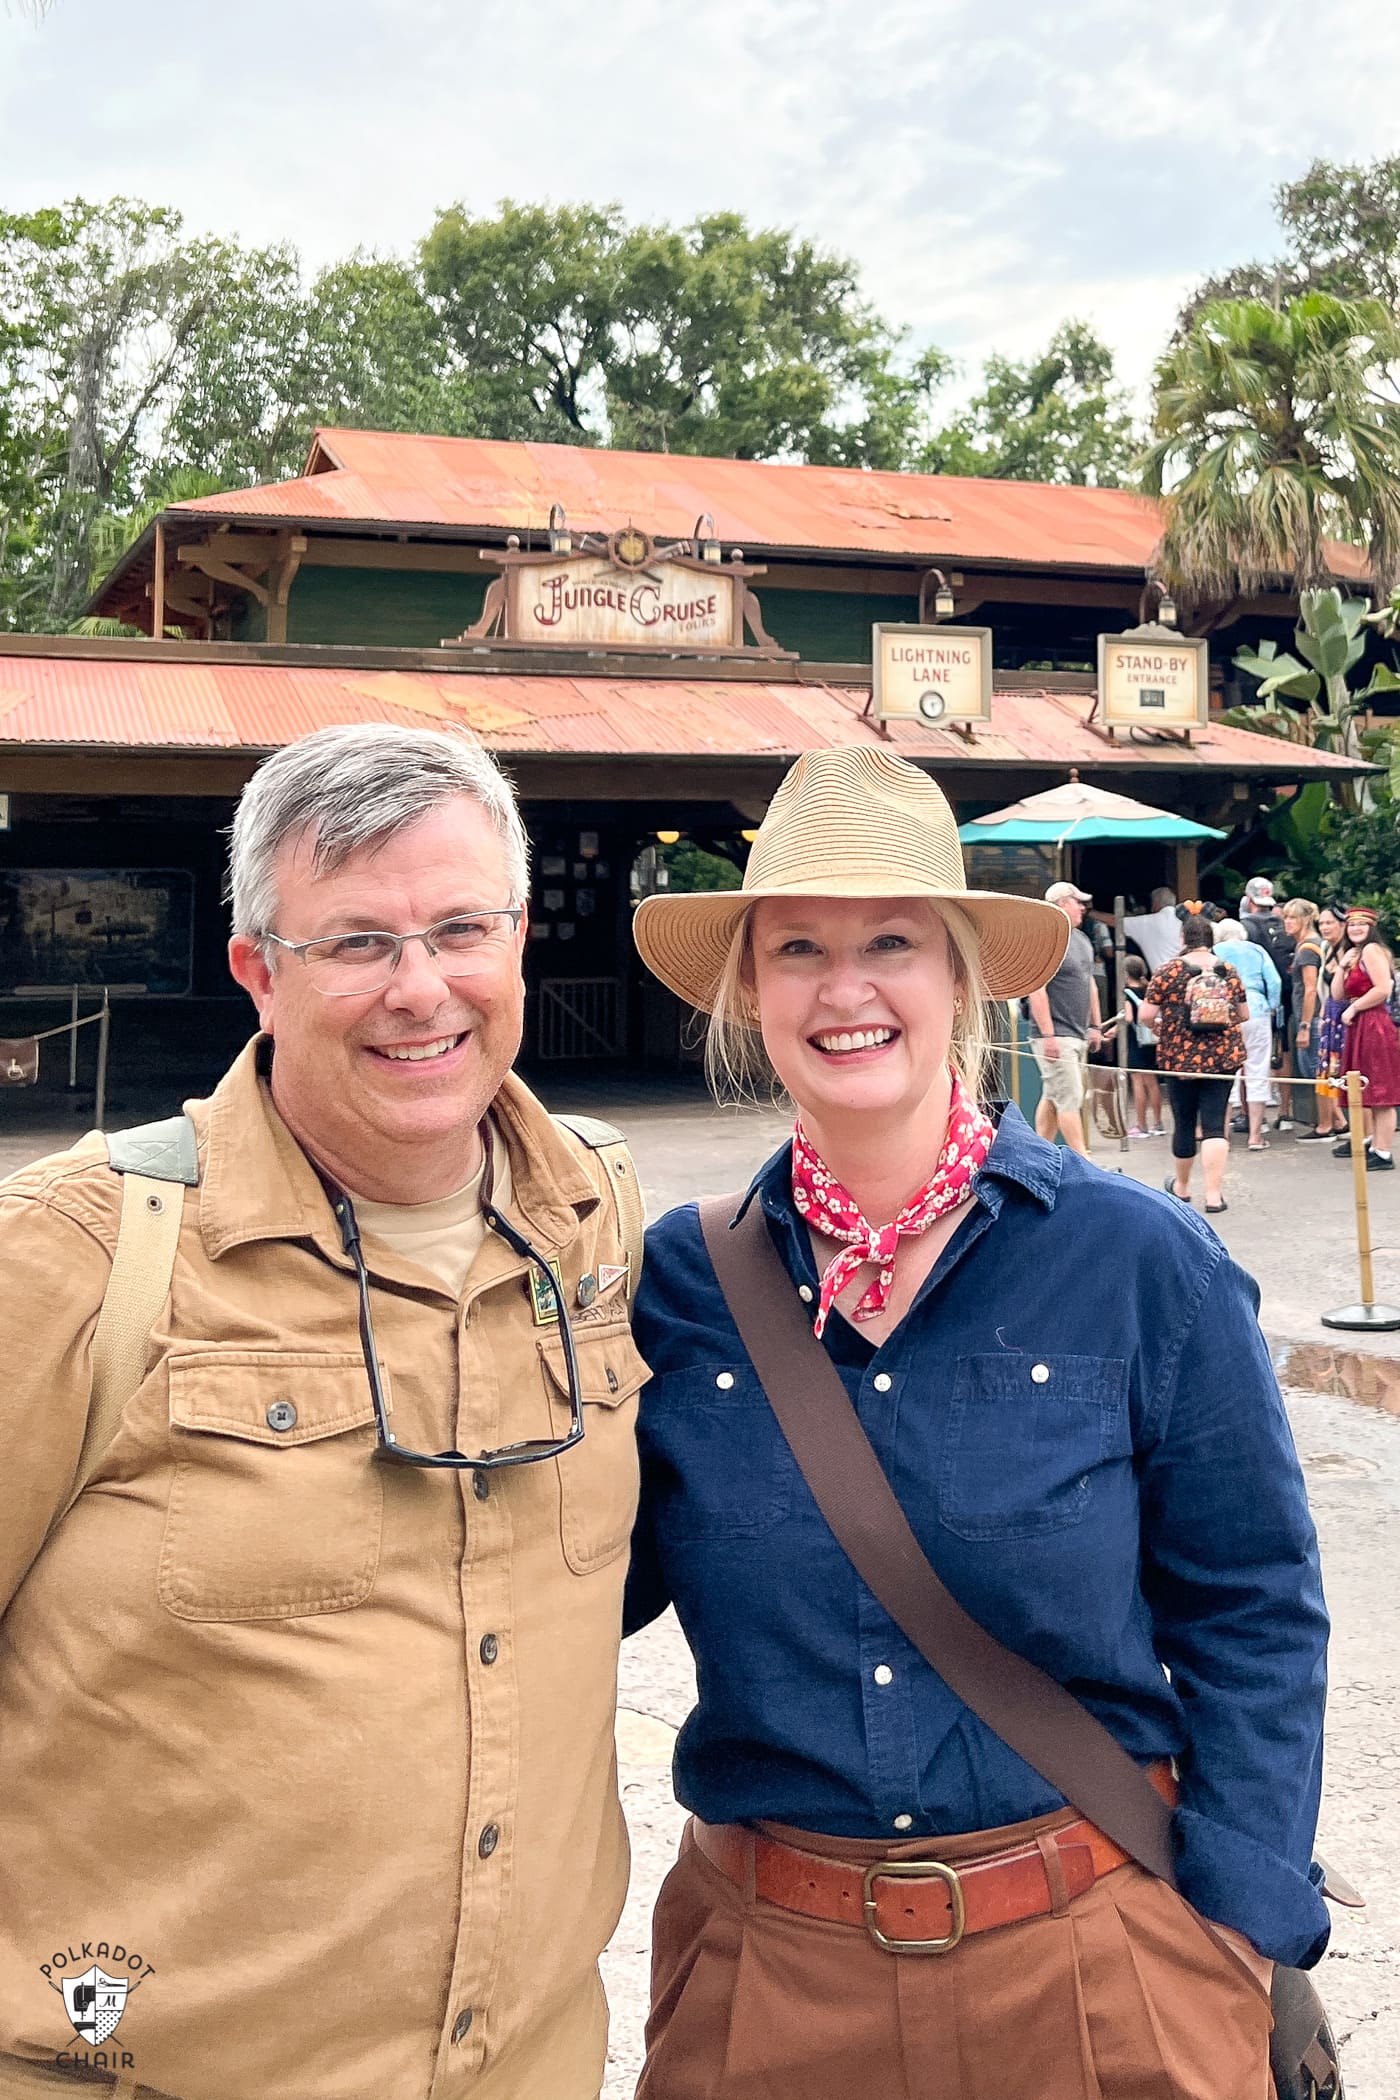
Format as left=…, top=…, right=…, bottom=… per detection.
left=3, top=0, right=1398, bottom=406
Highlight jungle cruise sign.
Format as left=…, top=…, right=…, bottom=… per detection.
left=452, top=521, right=786, bottom=656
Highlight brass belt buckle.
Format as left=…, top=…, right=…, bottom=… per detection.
left=862, top=1857, right=966, bottom=1954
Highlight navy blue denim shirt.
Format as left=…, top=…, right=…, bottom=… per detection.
left=625, top=1104, right=1330, bottom=1968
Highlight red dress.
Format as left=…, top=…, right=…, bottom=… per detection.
left=1340, top=960, right=1400, bottom=1108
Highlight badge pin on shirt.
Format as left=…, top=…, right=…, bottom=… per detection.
left=577, top=1257, right=630, bottom=1310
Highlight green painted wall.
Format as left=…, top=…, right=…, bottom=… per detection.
left=760, top=588, right=916, bottom=662
left=286, top=567, right=490, bottom=647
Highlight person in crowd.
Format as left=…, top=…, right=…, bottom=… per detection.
left=624, top=748, right=1326, bottom=2100
left=1332, top=905, right=1400, bottom=1172
left=1313, top=902, right=1351, bottom=1139
left=1283, top=898, right=1337, bottom=1142
left=1241, top=875, right=1297, bottom=1127
left=1141, top=914, right=1249, bottom=1214
left=1122, top=953, right=1166, bottom=1138
left=0, top=725, right=646, bottom=2100
left=1214, top=918, right=1283, bottom=1151
left=1024, top=880, right=1102, bottom=1157
left=1123, top=885, right=1184, bottom=974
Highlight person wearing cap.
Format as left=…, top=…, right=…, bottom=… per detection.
left=1024, top=879, right=1101, bottom=1157
left=624, top=747, right=1328, bottom=2100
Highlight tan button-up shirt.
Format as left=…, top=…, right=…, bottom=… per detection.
left=0, top=1041, right=647, bottom=2100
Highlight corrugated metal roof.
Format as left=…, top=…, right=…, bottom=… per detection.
left=157, top=428, right=1218, bottom=574
left=0, top=650, right=1364, bottom=774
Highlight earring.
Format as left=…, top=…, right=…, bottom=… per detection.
left=953, top=996, right=964, bottom=1016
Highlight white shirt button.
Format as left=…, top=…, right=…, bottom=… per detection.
left=715, top=1371, right=735, bottom=1391
left=1031, top=1363, right=1051, bottom=1384
left=872, top=1372, right=893, bottom=1393
left=798, top=1284, right=814, bottom=1303
left=893, top=1813, right=914, bottom=1831
left=873, top=1664, right=894, bottom=1686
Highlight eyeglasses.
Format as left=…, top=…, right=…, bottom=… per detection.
left=327, top=1182, right=584, bottom=1472
left=264, top=909, right=523, bottom=997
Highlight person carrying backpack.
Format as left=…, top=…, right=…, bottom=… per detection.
left=1141, top=913, right=1249, bottom=1213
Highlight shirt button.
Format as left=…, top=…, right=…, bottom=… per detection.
left=265, top=1400, right=297, bottom=1432
left=478, top=1823, right=500, bottom=1859
left=606, top=1367, right=619, bottom=1392
left=451, top=2009, right=474, bottom=2045
left=1031, top=1363, right=1051, bottom=1384
left=715, top=1372, right=735, bottom=1391
left=798, top=1285, right=814, bottom=1304
left=873, top=1664, right=894, bottom=1686
left=473, top=1472, right=491, bottom=1501
left=893, top=1814, right=914, bottom=1832
left=480, top=1633, right=499, bottom=1666
left=872, top=1372, right=893, bottom=1393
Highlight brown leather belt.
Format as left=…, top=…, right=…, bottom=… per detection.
left=693, top=1763, right=1178, bottom=1955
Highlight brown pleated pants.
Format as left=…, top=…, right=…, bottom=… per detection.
left=636, top=1811, right=1275, bottom=2100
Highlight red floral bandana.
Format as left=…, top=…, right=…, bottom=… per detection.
left=792, top=1072, right=995, bottom=1339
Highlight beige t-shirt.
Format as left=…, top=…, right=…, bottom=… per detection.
left=351, top=1119, right=514, bottom=1296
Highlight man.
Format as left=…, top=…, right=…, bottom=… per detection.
left=1122, top=886, right=1183, bottom=975
left=1241, top=875, right=1296, bottom=1128
left=1214, top=915, right=1283, bottom=1150
left=1026, top=879, right=1102, bottom=1157
left=0, top=725, right=645, bottom=2100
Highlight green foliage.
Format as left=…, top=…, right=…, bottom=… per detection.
left=1141, top=292, right=1400, bottom=601
left=1182, top=154, right=1400, bottom=329
left=1230, top=589, right=1399, bottom=778
left=917, top=321, right=1136, bottom=487
left=657, top=842, right=741, bottom=893
left=420, top=201, right=945, bottom=465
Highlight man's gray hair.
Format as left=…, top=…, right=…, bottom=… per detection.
left=1149, top=887, right=1176, bottom=911
left=228, top=723, right=530, bottom=937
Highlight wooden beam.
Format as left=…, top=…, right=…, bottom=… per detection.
left=152, top=518, right=166, bottom=640
left=264, top=535, right=309, bottom=645
left=179, top=543, right=273, bottom=608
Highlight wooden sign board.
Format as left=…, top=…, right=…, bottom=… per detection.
left=1097, top=631, right=1208, bottom=731
left=872, top=624, right=993, bottom=725
left=511, top=553, right=738, bottom=649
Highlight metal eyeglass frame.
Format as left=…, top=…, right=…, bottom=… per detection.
left=326, top=1181, right=585, bottom=1472
left=263, top=909, right=524, bottom=996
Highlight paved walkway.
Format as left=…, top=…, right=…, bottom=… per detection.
left=5, top=1073, right=1399, bottom=2095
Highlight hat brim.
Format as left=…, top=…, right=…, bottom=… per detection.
left=633, top=883, right=1071, bottom=1014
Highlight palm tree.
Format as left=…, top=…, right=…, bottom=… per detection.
left=1140, top=292, right=1400, bottom=604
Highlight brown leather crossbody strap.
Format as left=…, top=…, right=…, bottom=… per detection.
left=698, top=1195, right=1178, bottom=1887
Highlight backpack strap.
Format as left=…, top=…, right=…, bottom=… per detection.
left=62, top=1115, right=200, bottom=1525
left=552, top=1111, right=645, bottom=1298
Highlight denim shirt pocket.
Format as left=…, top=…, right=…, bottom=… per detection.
left=939, top=1352, right=1128, bottom=1543
left=650, top=1362, right=800, bottom=1541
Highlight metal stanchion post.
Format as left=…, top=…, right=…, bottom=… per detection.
left=68, top=985, right=79, bottom=1090
left=1114, top=893, right=1129, bottom=1153
left=1322, top=1070, right=1400, bottom=1330
left=1007, top=999, right=1021, bottom=1110
left=94, top=995, right=110, bottom=1133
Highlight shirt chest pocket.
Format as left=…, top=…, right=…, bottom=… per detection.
left=160, top=1352, right=383, bottom=1622
left=938, top=1352, right=1127, bottom=1543
left=539, top=1325, right=648, bottom=1575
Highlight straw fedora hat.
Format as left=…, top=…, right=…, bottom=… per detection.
left=633, top=748, right=1071, bottom=1011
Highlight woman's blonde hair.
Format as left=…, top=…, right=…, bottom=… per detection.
left=703, top=898, right=993, bottom=1107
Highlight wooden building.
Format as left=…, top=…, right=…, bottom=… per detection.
left=0, top=431, right=1369, bottom=1083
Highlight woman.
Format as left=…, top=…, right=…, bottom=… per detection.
left=1283, top=898, right=1338, bottom=1141
left=1211, top=918, right=1281, bottom=1152
left=1141, top=915, right=1249, bottom=1214
left=626, top=749, right=1327, bottom=2100
left=1121, top=953, right=1165, bottom=1138
left=1313, top=902, right=1350, bottom=1137
left=1331, top=905, right=1400, bottom=1170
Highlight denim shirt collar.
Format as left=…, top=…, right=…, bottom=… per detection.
left=732, top=1100, right=1063, bottom=1233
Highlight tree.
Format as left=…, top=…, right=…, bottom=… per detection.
left=1180, top=155, right=1400, bottom=331
left=1140, top=292, right=1400, bottom=602
left=419, top=201, right=942, bottom=465
left=917, top=321, right=1136, bottom=486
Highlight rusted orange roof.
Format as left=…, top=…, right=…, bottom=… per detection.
left=169, top=427, right=1336, bottom=577
left=0, top=647, right=1364, bottom=775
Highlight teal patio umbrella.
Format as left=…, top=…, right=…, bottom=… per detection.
left=957, top=778, right=1224, bottom=853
